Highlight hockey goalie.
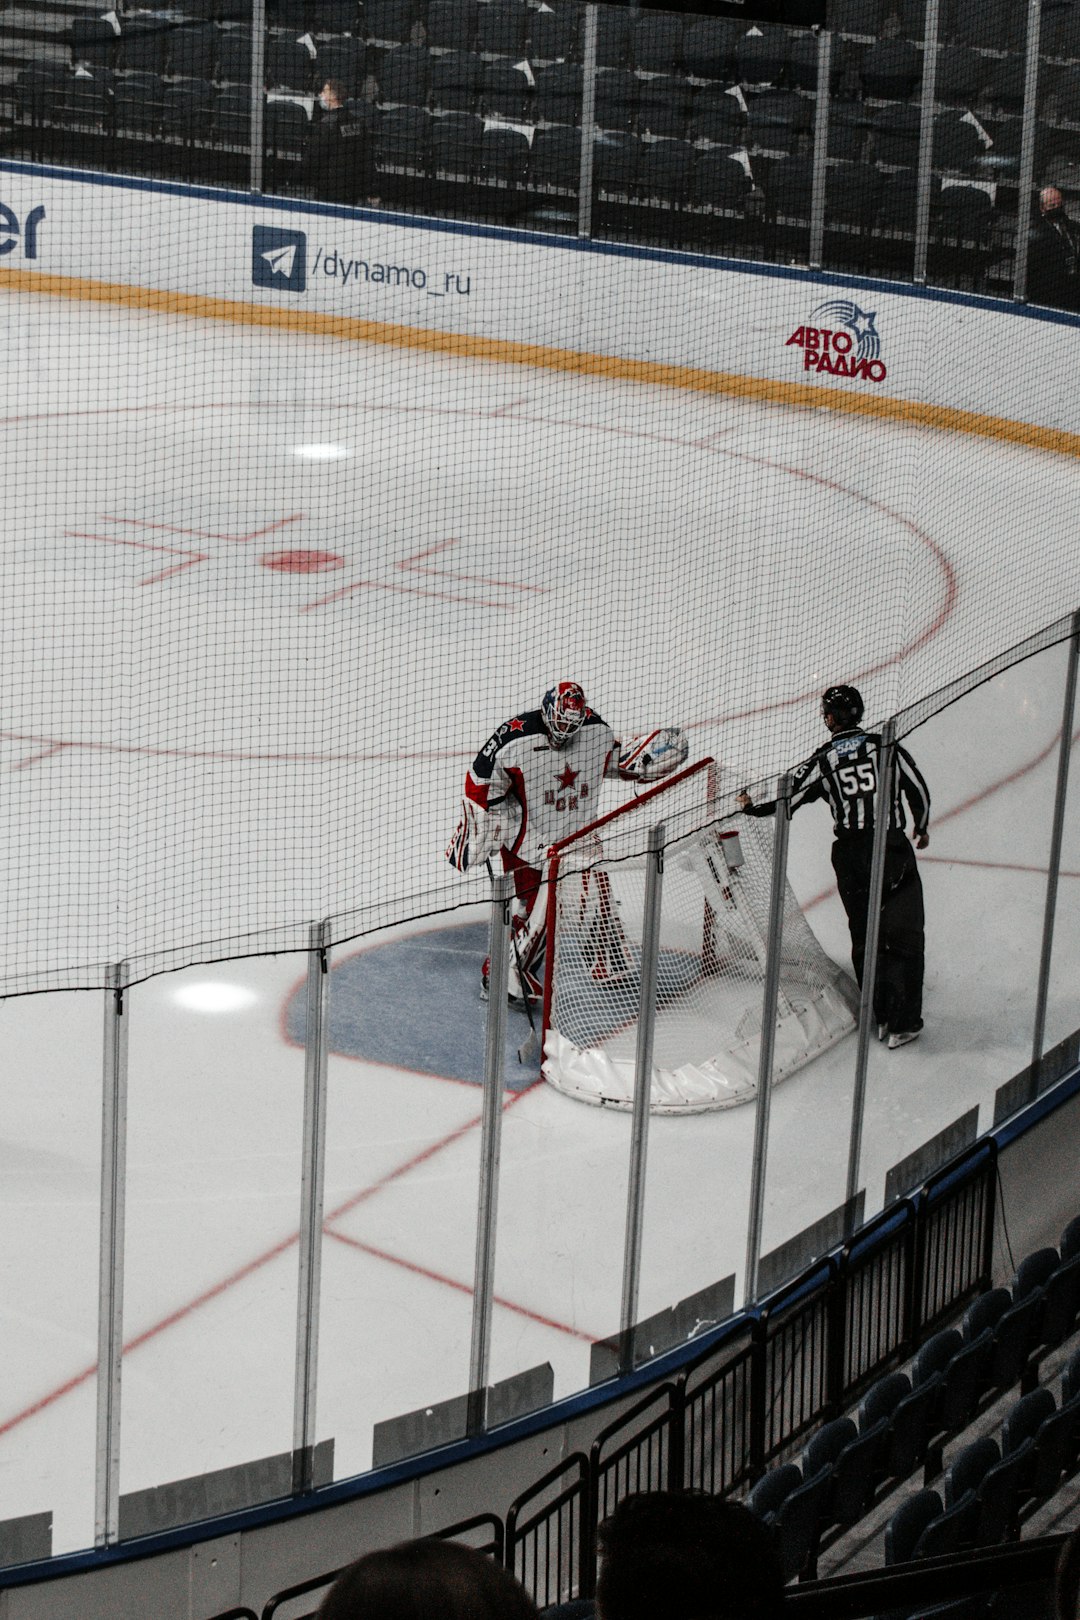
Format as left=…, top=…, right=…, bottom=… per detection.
left=446, top=680, right=688, bottom=1004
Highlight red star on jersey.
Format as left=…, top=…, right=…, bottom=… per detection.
left=509, top=717, right=525, bottom=732
left=557, top=765, right=579, bottom=789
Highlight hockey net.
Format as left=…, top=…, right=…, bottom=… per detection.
left=540, top=759, right=859, bottom=1114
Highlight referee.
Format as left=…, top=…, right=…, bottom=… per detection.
left=737, top=685, right=931, bottom=1050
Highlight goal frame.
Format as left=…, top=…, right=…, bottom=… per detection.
left=539, top=755, right=719, bottom=1062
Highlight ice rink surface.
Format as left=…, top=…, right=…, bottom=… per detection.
left=2, top=290, right=1080, bottom=1552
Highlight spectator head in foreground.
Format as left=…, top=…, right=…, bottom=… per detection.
left=1058, top=1523, right=1080, bottom=1620
left=317, top=1537, right=540, bottom=1620
left=595, top=1492, right=783, bottom=1620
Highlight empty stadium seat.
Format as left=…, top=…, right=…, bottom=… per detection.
left=426, top=0, right=477, bottom=53
left=689, top=83, right=746, bottom=145
left=533, top=63, right=582, bottom=127
left=430, top=109, right=482, bottom=175
left=636, top=139, right=692, bottom=206
left=364, top=0, right=414, bottom=45
left=479, top=124, right=530, bottom=188
left=266, top=96, right=310, bottom=156
left=168, top=21, right=217, bottom=82
left=885, top=1488, right=943, bottom=1564
left=17, top=62, right=69, bottom=125
left=376, top=103, right=430, bottom=168
left=771, top=1465, right=830, bottom=1582
left=527, top=6, right=577, bottom=64
left=746, top=89, right=810, bottom=153
left=70, top=15, right=120, bottom=68
left=163, top=78, right=214, bottom=140
left=632, top=14, right=684, bottom=76
left=481, top=61, right=533, bottom=122
left=690, top=148, right=752, bottom=210
left=860, top=39, right=921, bottom=98
left=747, top=1461, right=802, bottom=1519
left=212, top=84, right=252, bottom=144
left=594, top=69, right=637, bottom=133
left=475, top=0, right=527, bottom=60
left=682, top=18, right=739, bottom=82
left=594, top=131, right=640, bottom=195
left=267, top=34, right=318, bottom=92
left=217, top=28, right=254, bottom=84
left=872, top=101, right=922, bottom=167
left=430, top=50, right=480, bottom=113
left=120, top=19, right=171, bottom=76
left=114, top=72, right=165, bottom=134
left=528, top=125, right=580, bottom=190
left=825, top=160, right=883, bottom=226
left=62, top=66, right=113, bottom=128
left=636, top=76, right=690, bottom=139
left=596, top=8, right=631, bottom=70
left=736, top=26, right=789, bottom=87
left=377, top=44, right=430, bottom=106
left=802, top=1415, right=883, bottom=1529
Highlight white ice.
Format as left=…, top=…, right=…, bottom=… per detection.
left=1, top=289, right=1078, bottom=1555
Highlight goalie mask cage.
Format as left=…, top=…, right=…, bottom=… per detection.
left=540, top=758, right=859, bottom=1114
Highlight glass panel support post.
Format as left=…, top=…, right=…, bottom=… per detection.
left=577, top=5, right=598, bottom=240
left=468, top=873, right=513, bottom=1431
left=844, top=719, right=897, bottom=1211
left=743, top=775, right=792, bottom=1307
left=1013, top=0, right=1044, bottom=303
left=1030, top=609, right=1080, bottom=1076
left=913, top=0, right=941, bottom=284
left=293, top=922, right=331, bottom=1494
left=619, top=821, right=665, bottom=1372
left=95, top=963, right=129, bottom=1548
left=808, top=29, right=832, bottom=269
left=250, top=0, right=267, bottom=192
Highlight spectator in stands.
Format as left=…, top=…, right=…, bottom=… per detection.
left=592, top=1491, right=783, bottom=1620
left=1027, top=186, right=1080, bottom=312
left=1057, top=1523, right=1080, bottom=1619
left=299, top=78, right=376, bottom=207
left=316, top=1537, right=540, bottom=1619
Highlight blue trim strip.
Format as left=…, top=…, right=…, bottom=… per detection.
left=5, top=157, right=1080, bottom=329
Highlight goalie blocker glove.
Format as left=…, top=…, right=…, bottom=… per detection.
left=618, top=726, right=689, bottom=782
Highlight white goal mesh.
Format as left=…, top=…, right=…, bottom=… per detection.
left=541, top=760, right=858, bottom=1114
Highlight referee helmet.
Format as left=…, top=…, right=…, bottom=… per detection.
left=821, top=684, right=864, bottom=726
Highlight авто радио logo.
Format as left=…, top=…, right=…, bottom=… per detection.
left=785, top=300, right=887, bottom=382
left=252, top=225, right=307, bottom=293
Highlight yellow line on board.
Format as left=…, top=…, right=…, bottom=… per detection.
left=5, top=264, right=1079, bottom=458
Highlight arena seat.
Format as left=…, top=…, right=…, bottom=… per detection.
left=217, top=27, right=253, bottom=85
left=364, top=0, right=414, bottom=46
left=532, top=62, right=582, bottom=126
left=377, top=44, right=430, bottom=107
left=481, top=61, right=533, bottom=122
left=635, top=76, right=690, bottom=141
left=114, top=72, right=165, bottom=135
left=682, top=17, right=739, bottom=81
left=425, top=0, right=477, bottom=54
left=168, top=21, right=217, bottom=82
left=885, top=1488, right=943, bottom=1565
left=688, top=83, right=746, bottom=145
left=376, top=104, right=430, bottom=169
left=70, top=15, right=119, bottom=68
left=475, top=0, right=527, bottom=61
left=631, top=13, right=684, bottom=77
left=61, top=66, right=113, bottom=129
left=526, top=7, right=577, bottom=66
left=528, top=126, right=580, bottom=192
left=594, top=69, right=638, bottom=134
left=430, top=50, right=480, bottom=114
left=802, top=1414, right=884, bottom=1530
left=163, top=78, right=214, bottom=140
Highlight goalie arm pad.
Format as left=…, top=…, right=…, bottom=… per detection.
left=616, top=726, right=690, bottom=783
left=445, top=798, right=506, bottom=873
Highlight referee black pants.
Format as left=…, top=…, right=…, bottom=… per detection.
left=831, top=831, right=925, bottom=1034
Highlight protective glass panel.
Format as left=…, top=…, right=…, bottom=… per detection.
left=0, top=991, right=102, bottom=1560
left=119, top=954, right=305, bottom=1526
left=315, top=916, right=485, bottom=1478
left=1041, top=636, right=1080, bottom=1059
left=1031, top=8, right=1080, bottom=312
left=861, top=653, right=1061, bottom=1202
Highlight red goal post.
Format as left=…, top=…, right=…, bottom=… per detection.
left=537, top=756, right=858, bottom=1113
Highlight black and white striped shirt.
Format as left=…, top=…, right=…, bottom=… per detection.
left=747, top=728, right=931, bottom=839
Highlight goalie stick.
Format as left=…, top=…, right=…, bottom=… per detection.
left=486, top=860, right=539, bottom=1066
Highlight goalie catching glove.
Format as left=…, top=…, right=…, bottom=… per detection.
left=618, top=726, right=689, bottom=783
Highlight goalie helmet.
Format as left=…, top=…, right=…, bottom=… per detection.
left=821, top=684, right=864, bottom=726
left=541, top=681, right=586, bottom=748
